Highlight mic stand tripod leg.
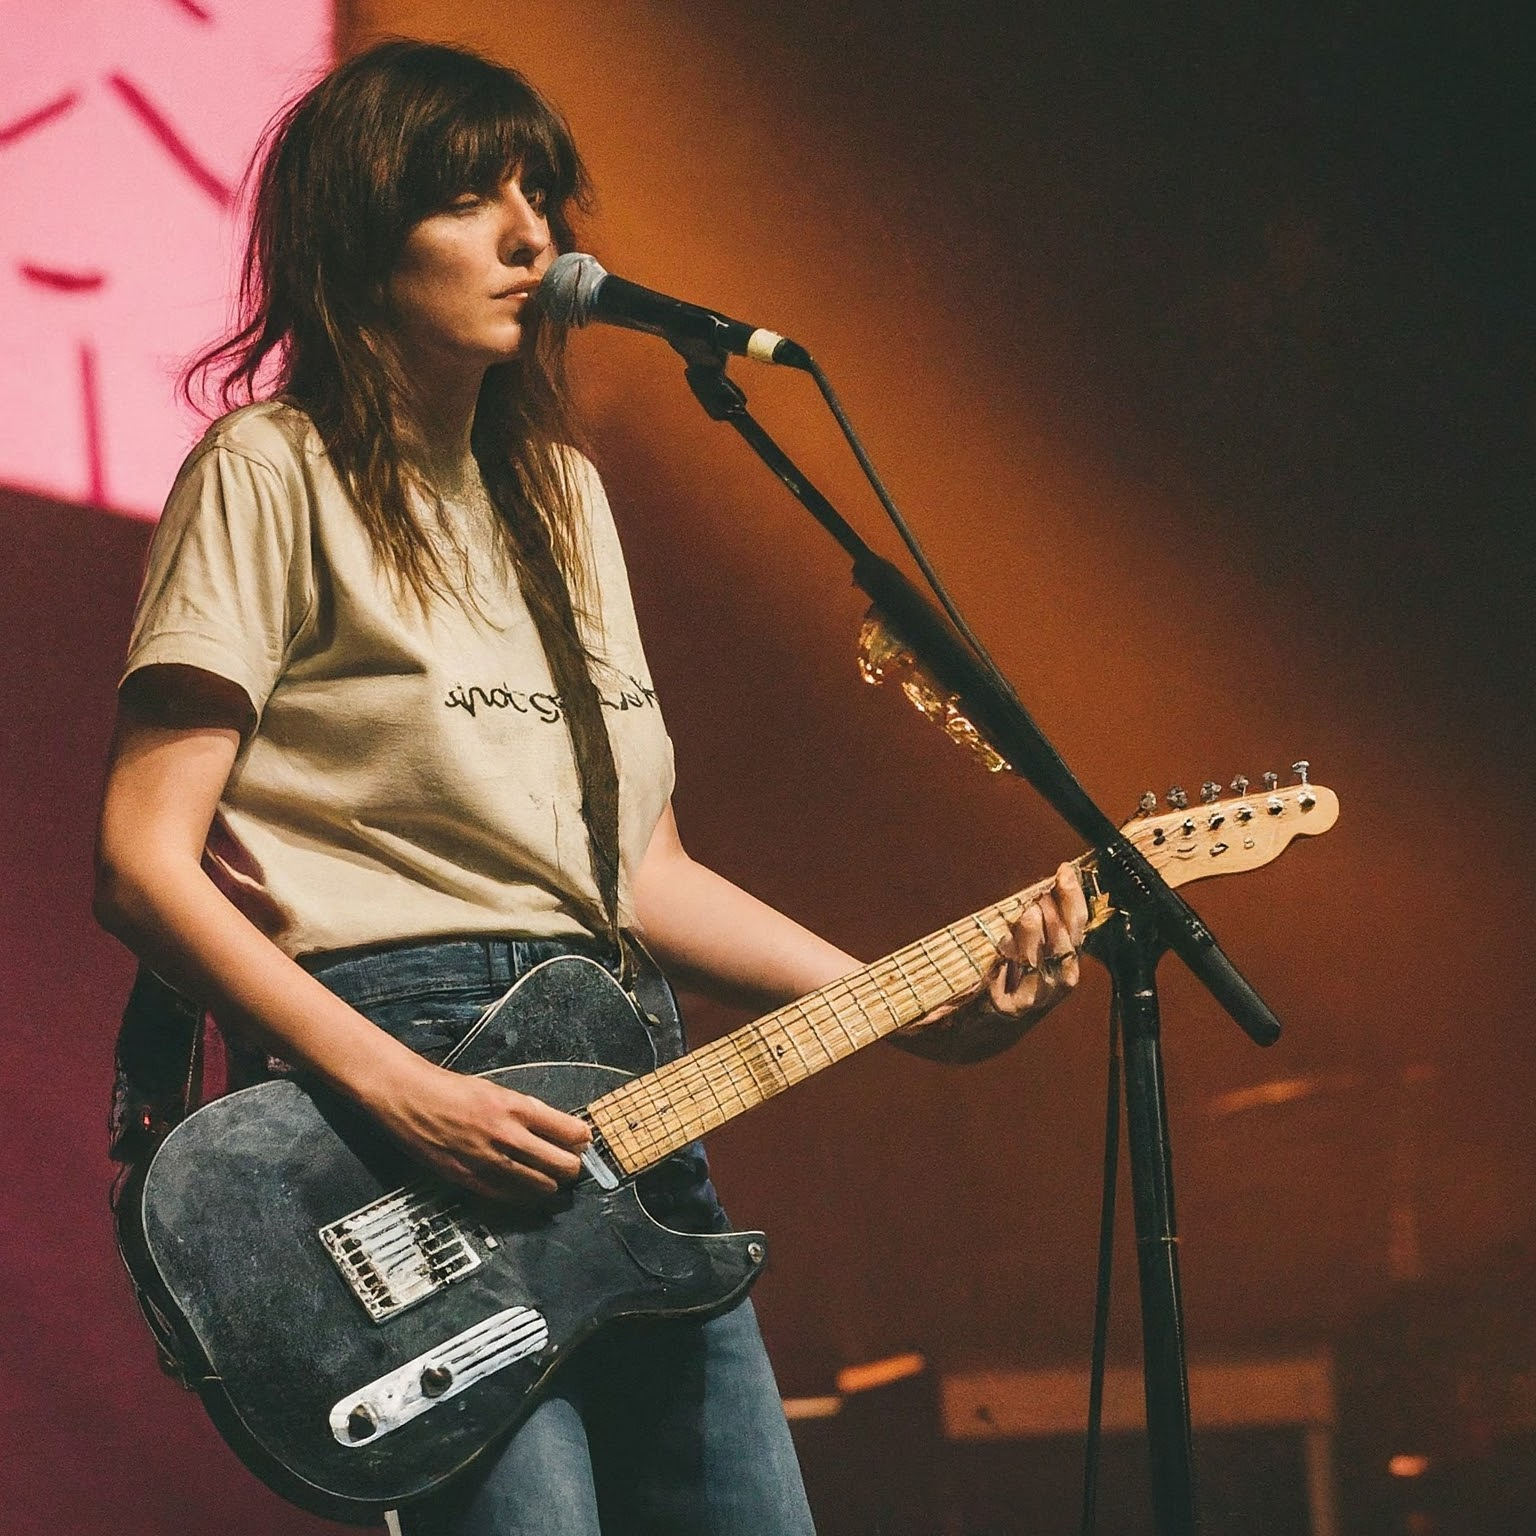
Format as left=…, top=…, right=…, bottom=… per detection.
left=1103, top=909, right=1200, bottom=1535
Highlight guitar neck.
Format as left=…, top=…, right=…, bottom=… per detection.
left=583, top=775, right=1337, bottom=1178
left=585, top=861, right=1085, bottom=1177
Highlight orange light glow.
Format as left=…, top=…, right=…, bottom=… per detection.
left=836, top=1352, right=927, bottom=1395
left=1388, top=1454, right=1431, bottom=1479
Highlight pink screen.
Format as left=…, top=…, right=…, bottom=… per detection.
left=0, top=0, right=332, bottom=518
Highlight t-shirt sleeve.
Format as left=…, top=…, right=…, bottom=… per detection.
left=124, top=435, right=314, bottom=720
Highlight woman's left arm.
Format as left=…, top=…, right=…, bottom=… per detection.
left=629, top=803, right=1087, bottom=1064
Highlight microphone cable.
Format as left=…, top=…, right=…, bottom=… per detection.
left=799, top=352, right=1023, bottom=705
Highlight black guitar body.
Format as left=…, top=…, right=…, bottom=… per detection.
left=117, top=957, right=766, bottom=1523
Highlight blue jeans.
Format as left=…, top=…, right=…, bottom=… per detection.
left=301, top=935, right=816, bottom=1536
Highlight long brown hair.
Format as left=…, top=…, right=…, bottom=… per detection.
left=186, top=38, right=595, bottom=614
left=188, top=40, right=624, bottom=937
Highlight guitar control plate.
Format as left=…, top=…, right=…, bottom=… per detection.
left=329, top=1305, right=550, bottom=1446
left=320, top=1184, right=482, bottom=1323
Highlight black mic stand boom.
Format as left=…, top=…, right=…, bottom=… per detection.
left=671, top=336, right=1286, bottom=1536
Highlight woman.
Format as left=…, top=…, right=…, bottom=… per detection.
left=94, top=39, right=1087, bottom=1536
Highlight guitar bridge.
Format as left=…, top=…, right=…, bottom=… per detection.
left=320, top=1184, right=482, bottom=1323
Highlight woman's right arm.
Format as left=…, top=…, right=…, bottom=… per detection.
left=94, top=677, right=590, bottom=1200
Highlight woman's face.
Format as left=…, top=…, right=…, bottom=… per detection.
left=386, top=170, right=554, bottom=378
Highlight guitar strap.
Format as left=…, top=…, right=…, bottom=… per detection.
left=108, top=964, right=207, bottom=1168
left=109, top=964, right=213, bottom=1388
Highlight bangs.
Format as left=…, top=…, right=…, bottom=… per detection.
left=396, top=62, right=586, bottom=227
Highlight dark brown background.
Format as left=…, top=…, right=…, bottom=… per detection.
left=4, top=2, right=1532, bottom=1531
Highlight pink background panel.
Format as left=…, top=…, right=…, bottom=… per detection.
left=0, top=0, right=333, bottom=517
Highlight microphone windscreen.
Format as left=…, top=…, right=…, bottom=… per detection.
left=537, top=252, right=607, bottom=327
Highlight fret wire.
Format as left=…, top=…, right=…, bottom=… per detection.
left=944, top=923, right=989, bottom=979
left=729, top=1027, right=768, bottom=1103
left=743, top=1022, right=791, bottom=1099
left=778, top=1005, right=820, bottom=1075
left=789, top=986, right=856, bottom=1059
left=818, top=983, right=867, bottom=1054
left=971, top=907, right=1010, bottom=948
left=600, top=1050, right=730, bottom=1164
left=660, top=1042, right=747, bottom=1134
left=861, top=955, right=931, bottom=1029
left=856, top=976, right=896, bottom=1041
left=670, top=1036, right=759, bottom=1129
left=883, top=951, right=930, bottom=1015
left=760, top=1013, right=813, bottom=1085
left=852, top=987, right=900, bottom=1041
left=914, top=923, right=979, bottom=978
left=837, top=976, right=891, bottom=1043
left=913, top=932, right=973, bottom=1000
left=774, top=995, right=823, bottom=1069
left=802, top=988, right=869, bottom=1052
left=649, top=1061, right=722, bottom=1149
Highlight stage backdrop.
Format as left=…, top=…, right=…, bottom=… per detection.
left=4, top=3, right=1532, bottom=1533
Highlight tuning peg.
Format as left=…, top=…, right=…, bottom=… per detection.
left=1292, top=760, right=1317, bottom=810
left=1167, top=786, right=1189, bottom=810
left=1230, top=774, right=1250, bottom=797
left=1262, top=771, right=1279, bottom=791
left=1138, top=790, right=1159, bottom=816
left=1200, top=781, right=1221, bottom=804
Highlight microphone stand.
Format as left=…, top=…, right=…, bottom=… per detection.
left=671, top=339, right=1283, bottom=1536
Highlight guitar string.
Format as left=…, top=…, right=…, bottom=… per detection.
left=589, top=880, right=1063, bottom=1171
left=574, top=804, right=1273, bottom=1166
left=599, top=910, right=1000, bottom=1147
left=592, top=883, right=1057, bottom=1167
left=590, top=817, right=1215, bottom=1168
left=595, top=897, right=1033, bottom=1168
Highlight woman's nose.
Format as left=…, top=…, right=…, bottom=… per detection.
left=500, top=185, right=550, bottom=268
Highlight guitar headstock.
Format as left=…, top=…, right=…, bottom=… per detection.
left=1117, top=765, right=1339, bottom=892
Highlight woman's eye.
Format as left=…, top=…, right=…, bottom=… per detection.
left=522, top=184, right=549, bottom=214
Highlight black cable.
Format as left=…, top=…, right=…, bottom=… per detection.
left=804, top=357, right=1021, bottom=703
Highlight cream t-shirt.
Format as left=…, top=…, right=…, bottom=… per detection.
left=125, top=401, right=674, bottom=957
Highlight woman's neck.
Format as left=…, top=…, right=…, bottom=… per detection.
left=406, top=368, right=483, bottom=464
left=377, top=331, right=484, bottom=462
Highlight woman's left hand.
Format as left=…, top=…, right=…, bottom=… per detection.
left=894, top=861, right=1090, bottom=1063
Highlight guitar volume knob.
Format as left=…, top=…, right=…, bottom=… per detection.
left=421, top=1365, right=454, bottom=1397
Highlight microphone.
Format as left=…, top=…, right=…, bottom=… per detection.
left=536, top=252, right=811, bottom=369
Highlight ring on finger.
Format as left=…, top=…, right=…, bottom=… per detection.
left=1040, top=947, right=1077, bottom=979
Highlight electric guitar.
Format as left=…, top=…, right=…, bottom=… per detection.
left=116, top=776, right=1337, bottom=1522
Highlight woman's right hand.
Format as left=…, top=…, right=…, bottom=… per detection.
left=366, top=1057, right=594, bottom=1202
left=96, top=694, right=594, bottom=1205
